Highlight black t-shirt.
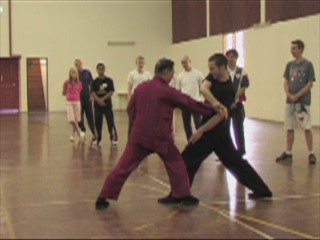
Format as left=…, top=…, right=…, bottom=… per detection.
left=91, top=76, right=115, bottom=109
left=202, top=74, right=235, bottom=133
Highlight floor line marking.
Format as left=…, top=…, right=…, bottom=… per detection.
left=138, top=169, right=319, bottom=239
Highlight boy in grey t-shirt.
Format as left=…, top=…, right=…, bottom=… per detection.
left=276, top=39, right=316, bottom=164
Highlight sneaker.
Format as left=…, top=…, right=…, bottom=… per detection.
left=276, top=151, right=292, bottom=162
left=95, top=197, right=109, bottom=210
left=70, top=136, right=75, bottom=142
left=248, top=191, right=272, bottom=199
left=80, top=131, right=85, bottom=141
left=309, top=153, right=317, bottom=164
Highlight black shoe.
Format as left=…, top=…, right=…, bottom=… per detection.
left=308, top=153, right=317, bottom=164
left=248, top=191, right=272, bottom=199
left=158, top=194, right=181, bottom=204
left=158, top=194, right=199, bottom=205
left=180, top=195, right=199, bottom=206
left=95, top=197, right=109, bottom=210
left=276, top=151, right=292, bottom=162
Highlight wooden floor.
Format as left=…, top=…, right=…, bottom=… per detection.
left=0, top=111, right=319, bottom=239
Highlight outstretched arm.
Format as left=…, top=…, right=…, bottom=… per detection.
left=189, top=113, right=225, bottom=144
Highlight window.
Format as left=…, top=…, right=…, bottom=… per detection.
left=223, top=31, right=245, bottom=67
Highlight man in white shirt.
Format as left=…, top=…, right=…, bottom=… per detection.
left=127, top=56, right=152, bottom=137
left=176, top=56, right=204, bottom=140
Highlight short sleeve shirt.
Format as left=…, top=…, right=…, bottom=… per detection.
left=91, top=76, right=115, bottom=109
left=63, top=80, right=82, bottom=101
left=127, top=69, right=152, bottom=94
left=284, top=59, right=315, bottom=105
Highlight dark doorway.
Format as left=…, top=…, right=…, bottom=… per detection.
left=27, top=57, right=48, bottom=111
left=0, top=56, right=21, bottom=114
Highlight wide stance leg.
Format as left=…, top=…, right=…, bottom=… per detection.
left=99, top=142, right=151, bottom=200
left=156, top=143, right=192, bottom=198
left=214, top=135, right=272, bottom=196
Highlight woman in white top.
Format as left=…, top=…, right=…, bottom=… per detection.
left=127, top=56, right=152, bottom=137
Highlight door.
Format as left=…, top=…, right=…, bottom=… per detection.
left=27, top=58, right=48, bottom=111
left=0, top=57, right=20, bottom=113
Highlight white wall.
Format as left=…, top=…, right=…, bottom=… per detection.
left=172, top=14, right=320, bottom=126
left=245, top=15, right=319, bottom=126
left=5, top=1, right=320, bottom=126
left=10, top=0, right=172, bottom=111
left=169, top=35, right=223, bottom=78
left=0, top=0, right=10, bottom=56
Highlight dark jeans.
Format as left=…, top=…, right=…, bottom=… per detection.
left=231, top=103, right=246, bottom=155
left=182, top=109, right=202, bottom=141
left=95, top=107, right=117, bottom=143
left=182, top=126, right=271, bottom=195
left=79, top=95, right=96, bottom=136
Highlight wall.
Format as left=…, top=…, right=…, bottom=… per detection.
left=172, top=14, right=320, bottom=126
left=9, top=0, right=172, bottom=111
left=0, top=0, right=10, bottom=56
left=244, top=14, right=319, bottom=125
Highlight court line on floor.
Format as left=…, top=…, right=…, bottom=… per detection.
left=137, top=169, right=319, bottom=239
left=137, top=170, right=273, bottom=239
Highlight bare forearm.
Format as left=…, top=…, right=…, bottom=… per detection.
left=92, top=92, right=101, bottom=102
left=198, top=113, right=224, bottom=133
left=296, top=82, right=313, bottom=99
left=284, top=80, right=291, bottom=97
left=101, top=92, right=113, bottom=101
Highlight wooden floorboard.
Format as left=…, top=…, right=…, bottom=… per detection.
left=0, top=111, right=319, bottom=239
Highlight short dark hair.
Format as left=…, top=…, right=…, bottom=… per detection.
left=208, top=54, right=228, bottom=68
left=225, top=49, right=239, bottom=59
left=96, top=63, right=105, bottom=69
left=154, top=58, right=174, bottom=75
left=291, top=39, right=305, bottom=50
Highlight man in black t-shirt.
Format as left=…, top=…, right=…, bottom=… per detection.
left=158, top=54, right=272, bottom=204
left=91, top=63, right=118, bottom=146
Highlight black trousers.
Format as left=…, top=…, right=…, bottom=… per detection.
left=231, top=103, right=246, bottom=155
left=78, top=95, right=96, bottom=136
left=95, top=107, right=117, bottom=143
left=182, top=125, right=271, bottom=195
left=182, top=109, right=202, bottom=141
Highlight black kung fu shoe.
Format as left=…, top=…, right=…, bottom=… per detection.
left=158, top=193, right=199, bottom=206
left=248, top=191, right=273, bottom=200
left=95, top=197, right=110, bottom=210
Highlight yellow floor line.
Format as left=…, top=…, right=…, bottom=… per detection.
left=139, top=169, right=319, bottom=239
left=227, top=210, right=320, bottom=240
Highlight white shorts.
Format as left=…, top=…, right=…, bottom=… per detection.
left=284, top=103, right=312, bottom=130
left=66, top=101, right=81, bottom=123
